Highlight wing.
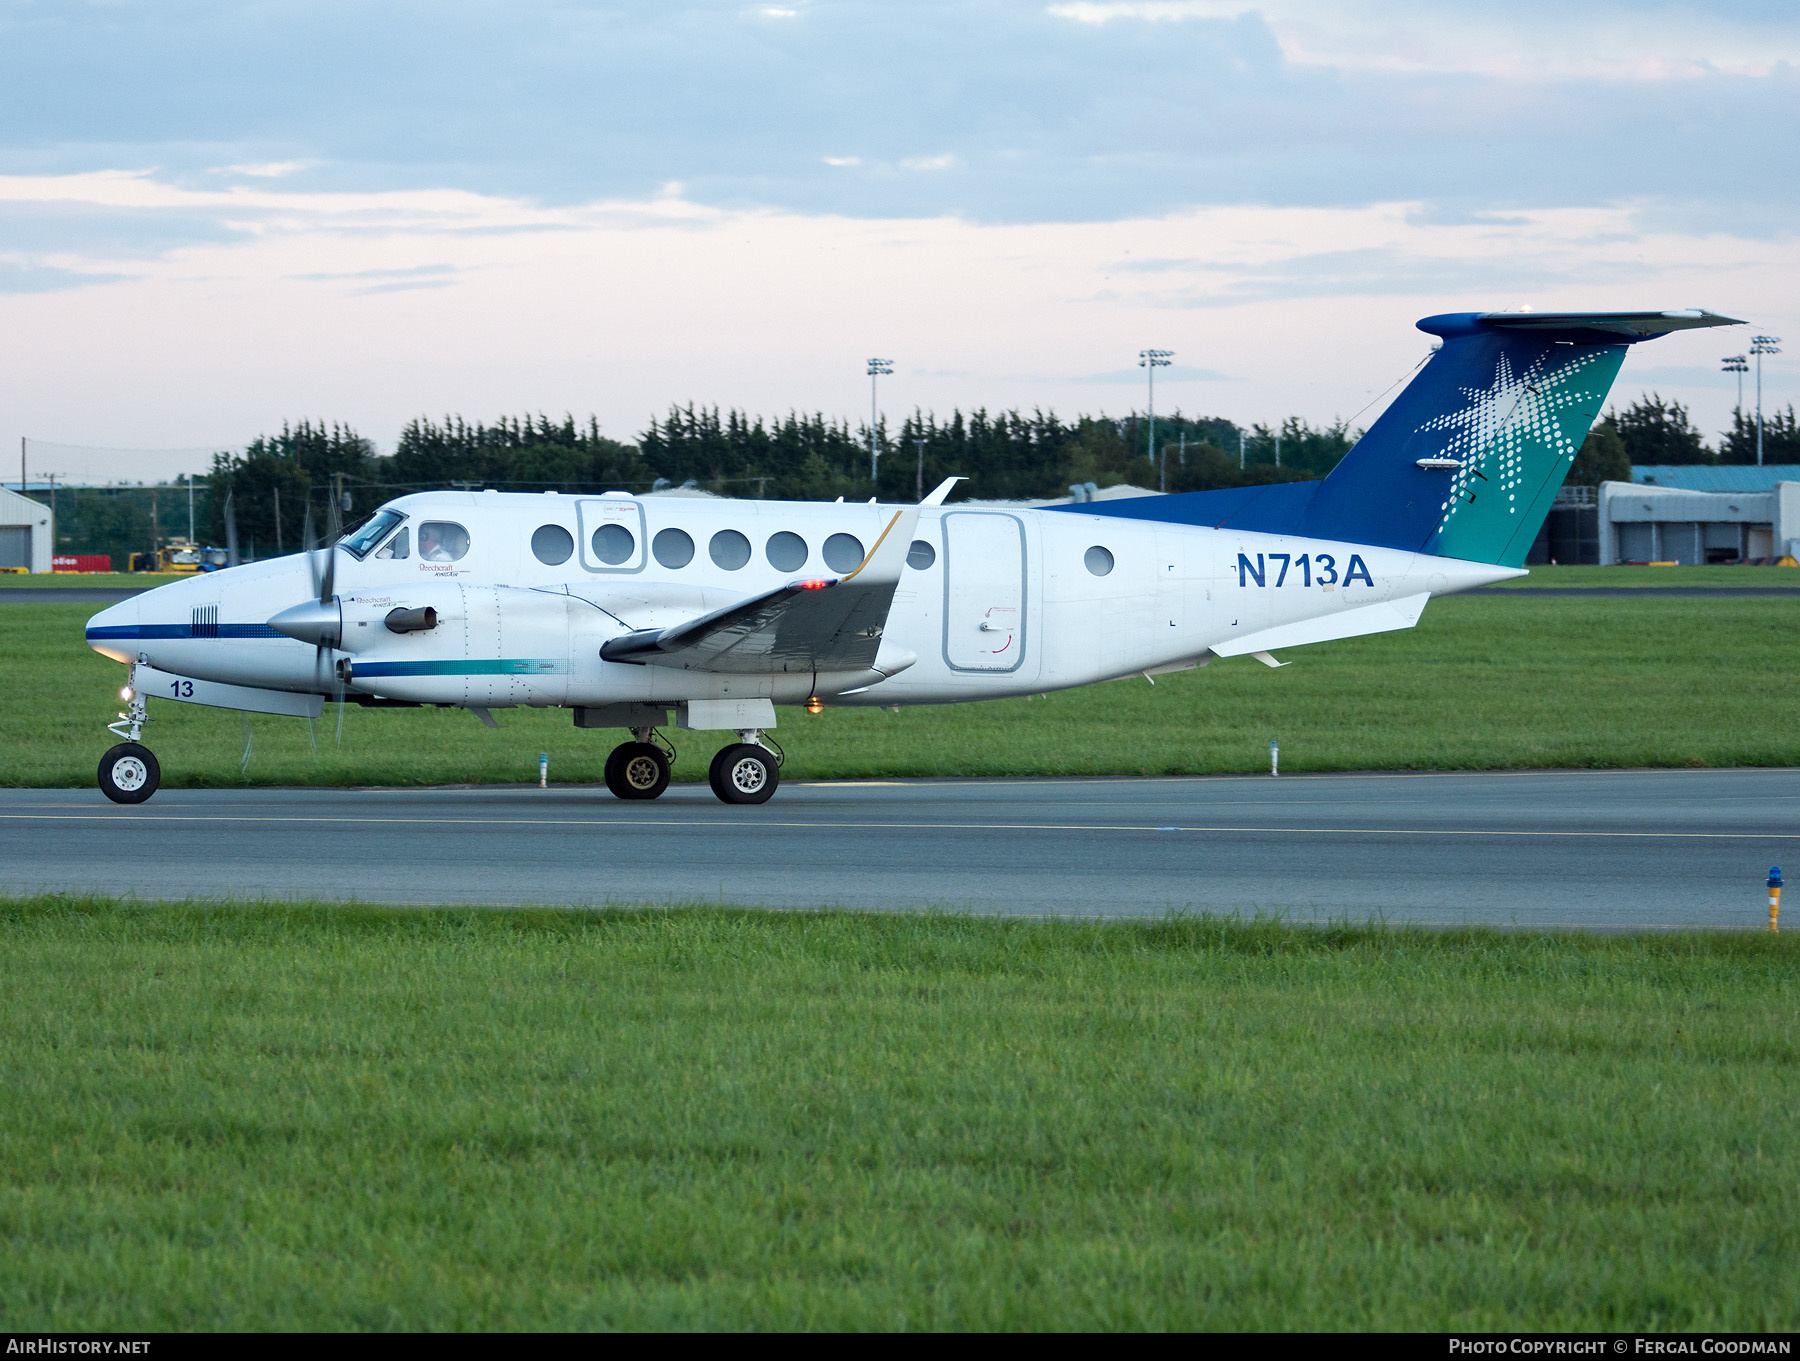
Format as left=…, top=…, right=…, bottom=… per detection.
left=600, top=500, right=923, bottom=675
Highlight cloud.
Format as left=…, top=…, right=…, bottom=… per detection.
left=1063, top=364, right=1231, bottom=383
left=0, top=261, right=131, bottom=294
left=218, top=160, right=309, bottom=178
left=0, top=2, right=1793, bottom=228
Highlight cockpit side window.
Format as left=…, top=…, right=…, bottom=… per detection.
left=419, top=521, right=471, bottom=563
left=374, top=526, right=410, bottom=560
left=339, top=508, right=406, bottom=560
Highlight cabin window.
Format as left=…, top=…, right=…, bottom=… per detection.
left=1084, top=545, right=1114, bottom=577
left=765, top=531, right=808, bottom=572
left=419, top=522, right=471, bottom=563
left=653, top=527, right=695, bottom=568
left=906, top=539, right=935, bottom=570
left=591, top=523, right=636, bottom=566
left=823, top=533, right=865, bottom=574
left=374, top=527, right=410, bottom=560
left=340, top=508, right=405, bottom=559
left=531, top=524, right=574, bottom=566
left=709, top=529, right=751, bottom=570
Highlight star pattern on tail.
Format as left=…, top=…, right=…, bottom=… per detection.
left=1419, top=348, right=1605, bottom=534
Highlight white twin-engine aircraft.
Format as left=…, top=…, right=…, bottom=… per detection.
left=86, top=308, right=1739, bottom=805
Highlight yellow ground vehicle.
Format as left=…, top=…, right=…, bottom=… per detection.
left=128, top=539, right=228, bottom=573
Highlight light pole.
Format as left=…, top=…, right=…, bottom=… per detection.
left=1752, top=336, right=1781, bottom=467
left=1138, top=349, right=1172, bottom=484
left=913, top=436, right=927, bottom=502
left=1723, top=354, right=1748, bottom=418
left=867, top=358, right=893, bottom=485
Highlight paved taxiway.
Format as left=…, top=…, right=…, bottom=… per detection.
left=3, top=769, right=1794, bottom=927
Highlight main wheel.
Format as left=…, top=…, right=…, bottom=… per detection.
left=708, top=743, right=779, bottom=805
left=98, top=742, right=160, bottom=805
left=604, top=741, right=671, bottom=800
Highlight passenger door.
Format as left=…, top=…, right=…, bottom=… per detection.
left=942, top=512, right=1026, bottom=672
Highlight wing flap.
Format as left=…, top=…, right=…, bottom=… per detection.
left=600, top=502, right=922, bottom=674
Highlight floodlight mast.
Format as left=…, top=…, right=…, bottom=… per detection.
left=1751, top=336, right=1781, bottom=467
left=867, top=358, right=893, bottom=485
left=1722, top=354, right=1748, bottom=420
left=1139, top=349, right=1173, bottom=490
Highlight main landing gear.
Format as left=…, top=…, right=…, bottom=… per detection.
left=708, top=732, right=780, bottom=806
left=604, top=729, right=673, bottom=801
left=99, top=681, right=161, bottom=804
left=601, top=727, right=782, bottom=805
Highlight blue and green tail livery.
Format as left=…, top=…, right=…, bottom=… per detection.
left=1063, top=310, right=1741, bottom=568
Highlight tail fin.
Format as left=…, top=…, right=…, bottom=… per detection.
left=1062, top=310, right=1740, bottom=567
left=1298, top=311, right=1736, bottom=566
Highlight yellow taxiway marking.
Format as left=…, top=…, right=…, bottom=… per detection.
left=1, top=811, right=1796, bottom=840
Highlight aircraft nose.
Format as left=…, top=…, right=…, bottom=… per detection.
left=86, top=596, right=141, bottom=664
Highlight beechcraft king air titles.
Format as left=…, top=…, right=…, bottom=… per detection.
left=85, top=309, right=1741, bottom=805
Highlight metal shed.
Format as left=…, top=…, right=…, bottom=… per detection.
left=0, top=486, right=54, bottom=573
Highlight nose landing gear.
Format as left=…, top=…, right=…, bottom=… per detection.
left=99, top=677, right=160, bottom=804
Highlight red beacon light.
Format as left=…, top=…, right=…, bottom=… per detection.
left=797, top=579, right=831, bottom=590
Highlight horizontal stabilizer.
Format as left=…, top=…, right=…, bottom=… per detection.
left=1211, top=593, right=1429, bottom=659
left=1477, top=309, right=1743, bottom=337
left=600, top=503, right=920, bottom=674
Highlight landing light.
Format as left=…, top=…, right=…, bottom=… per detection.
left=805, top=697, right=824, bottom=715
left=120, top=686, right=133, bottom=701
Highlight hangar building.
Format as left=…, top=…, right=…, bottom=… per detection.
left=0, top=486, right=53, bottom=572
left=1598, top=466, right=1800, bottom=565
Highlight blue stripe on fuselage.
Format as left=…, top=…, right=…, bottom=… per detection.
left=85, top=623, right=286, bottom=640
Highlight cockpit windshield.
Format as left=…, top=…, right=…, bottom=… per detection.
left=339, top=508, right=406, bottom=560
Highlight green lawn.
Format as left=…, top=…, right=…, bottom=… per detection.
left=2, top=898, right=1795, bottom=1330
left=2, top=572, right=169, bottom=588
left=7, top=590, right=1798, bottom=787
left=1488, top=564, right=1800, bottom=588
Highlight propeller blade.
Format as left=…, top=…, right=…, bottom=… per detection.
left=320, top=540, right=335, bottom=605
left=302, top=504, right=321, bottom=598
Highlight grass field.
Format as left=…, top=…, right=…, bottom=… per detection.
left=4, top=572, right=171, bottom=588
left=2, top=897, right=1796, bottom=1330
left=1486, top=564, right=1800, bottom=589
left=6, top=587, right=1797, bottom=787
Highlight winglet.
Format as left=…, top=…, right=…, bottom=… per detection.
left=921, top=476, right=964, bottom=507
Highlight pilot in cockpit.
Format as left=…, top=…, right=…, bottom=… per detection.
left=415, top=521, right=471, bottom=563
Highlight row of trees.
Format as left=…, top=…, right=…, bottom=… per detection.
left=1609, top=396, right=1800, bottom=465
left=29, top=396, right=1786, bottom=563
left=195, top=409, right=1352, bottom=549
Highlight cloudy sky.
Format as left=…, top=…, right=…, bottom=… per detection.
left=2, top=0, right=1795, bottom=481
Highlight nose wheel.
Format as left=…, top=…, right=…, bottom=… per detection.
left=99, top=742, right=160, bottom=804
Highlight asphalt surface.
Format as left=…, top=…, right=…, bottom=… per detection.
left=4, top=769, right=1794, bottom=927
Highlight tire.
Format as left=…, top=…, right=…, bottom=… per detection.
left=708, top=743, right=779, bottom=805
left=98, top=743, right=160, bottom=805
left=604, top=741, right=671, bottom=800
